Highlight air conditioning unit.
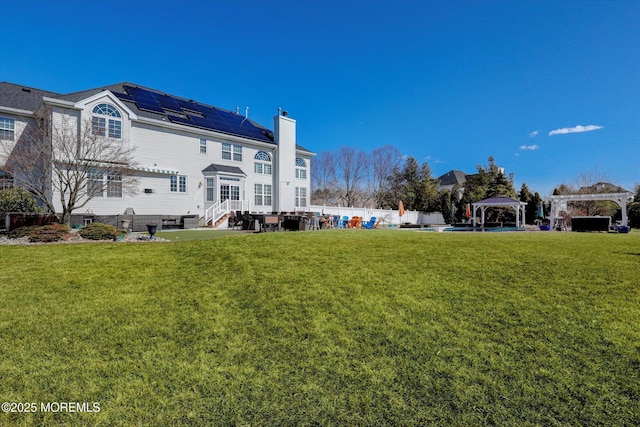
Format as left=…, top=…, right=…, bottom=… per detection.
left=144, top=188, right=154, bottom=194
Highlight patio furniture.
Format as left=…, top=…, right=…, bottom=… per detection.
left=283, top=215, right=303, bottom=231
left=361, top=217, right=377, bottom=229
left=262, top=214, right=280, bottom=232
left=348, top=216, right=362, bottom=228
left=241, top=211, right=252, bottom=230
left=572, top=216, right=610, bottom=232
left=310, top=213, right=321, bottom=230
left=322, top=215, right=334, bottom=229
left=228, top=211, right=242, bottom=229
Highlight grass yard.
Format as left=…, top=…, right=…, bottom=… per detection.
left=155, top=229, right=248, bottom=241
left=0, top=230, right=638, bottom=426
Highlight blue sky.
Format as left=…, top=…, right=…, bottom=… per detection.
left=1, top=0, right=638, bottom=196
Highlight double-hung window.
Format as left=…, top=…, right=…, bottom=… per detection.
left=92, top=104, right=122, bottom=139
left=0, top=117, right=15, bottom=141
left=88, top=169, right=104, bottom=197
left=254, top=184, right=272, bottom=206
left=170, top=175, right=187, bottom=193
left=222, top=142, right=242, bottom=161
left=205, top=178, right=215, bottom=202
left=0, top=170, right=13, bottom=190
left=295, top=158, right=307, bottom=179
left=200, top=138, right=207, bottom=154
left=87, top=169, right=122, bottom=198
left=107, top=171, right=123, bottom=198
left=295, top=187, right=307, bottom=208
left=254, top=151, right=272, bottom=175
left=222, top=143, right=231, bottom=160
left=233, top=145, right=242, bottom=161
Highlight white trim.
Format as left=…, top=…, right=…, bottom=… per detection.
left=549, top=192, right=634, bottom=228
left=73, top=91, right=138, bottom=120
left=472, top=199, right=527, bottom=228
left=133, top=166, right=179, bottom=175
left=42, top=96, right=76, bottom=108
left=0, top=106, right=34, bottom=116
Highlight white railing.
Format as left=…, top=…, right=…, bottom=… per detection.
left=204, top=200, right=253, bottom=225
left=204, top=200, right=227, bottom=225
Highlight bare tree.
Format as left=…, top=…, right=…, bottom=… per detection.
left=2, top=111, right=137, bottom=225
left=311, top=151, right=338, bottom=205
left=554, top=168, right=623, bottom=216
left=371, top=145, right=402, bottom=208
left=335, top=147, right=369, bottom=207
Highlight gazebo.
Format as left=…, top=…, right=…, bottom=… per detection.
left=472, top=197, right=527, bottom=228
left=548, top=192, right=634, bottom=230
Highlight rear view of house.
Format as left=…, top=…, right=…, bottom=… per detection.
left=0, top=82, right=314, bottom=226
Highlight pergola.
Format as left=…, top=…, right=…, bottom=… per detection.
left=549, top=192, right=634, bottom=230
left=472, top=197, right=527, bottom=228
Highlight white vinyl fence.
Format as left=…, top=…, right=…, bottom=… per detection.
left=307, top=205, right=445, bottom=226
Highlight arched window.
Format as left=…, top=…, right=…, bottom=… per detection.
left=295, top=157, right=307, bottom=179
left=92, top=103, right=122, bottom=139
left=255, top=151, right=271, bottom=162
left=254, top=151, right=272, bottom=175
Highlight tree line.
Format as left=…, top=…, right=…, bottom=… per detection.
left=311, top=146, right=640, bottom=226
left=311, top=146, right=543, bottom=223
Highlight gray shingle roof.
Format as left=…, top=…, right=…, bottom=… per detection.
left=437, top=170, right=468, bottom=186
left=202, top=164, right=246, bottom=175
left=0, top=81, right=313, bottom=152
left=0, top=82, right=60, bottom=112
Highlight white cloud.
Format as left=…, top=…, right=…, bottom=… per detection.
left=519, top=144, right=539, bottom=151
left=548, top=125, right=603, bottom=136
left=529, top=130, right=539, bottom=138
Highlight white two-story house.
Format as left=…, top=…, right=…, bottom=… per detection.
left=0, top=82, right=314, bottom=227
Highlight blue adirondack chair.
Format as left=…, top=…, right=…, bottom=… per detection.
left=361, top=217, right=377, bottom=229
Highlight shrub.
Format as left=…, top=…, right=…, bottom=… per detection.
left=7, top=225, right=41, bottom=239
left=0, top=188, right=42, bottom=228
left=79, top=222, right=122, bottom=240
left=628, top=202, right=640, bottom=228
left=23, top=223, right=71, bottom=243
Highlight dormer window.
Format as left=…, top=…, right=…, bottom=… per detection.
left=92, top=104, right=122, bottom=139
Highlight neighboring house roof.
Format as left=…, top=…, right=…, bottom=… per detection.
left=437, top=170, right=468, bottom=187
left=202, top=164, right=246, bottom=176
left=0, top=81, right=313, bottom=152
left=578, top=182, right=628, bottom=193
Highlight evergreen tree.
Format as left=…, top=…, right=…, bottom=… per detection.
left=418, top=162, right=439, bottom=212
left=439, top=190, right=453, bottom=224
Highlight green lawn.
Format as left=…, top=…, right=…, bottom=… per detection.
left=1, top=231, right=638, bottom=426
left=155, top=228, right=249, bottom=241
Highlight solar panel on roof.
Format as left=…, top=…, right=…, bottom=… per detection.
left=136, top=102, right=165, bottom=114
left=189, top=115, right=214, bottom=129
left=158, top=95, right=182, bottom=112
left=167, top=115, right=191, bottom=125
left=122, top=85, right=274, bottom=143
left=113, top=92, right=135, bottom=102
left=175, top=99, right=201, bottom=113
left=125, top=86, right=161, bottom=104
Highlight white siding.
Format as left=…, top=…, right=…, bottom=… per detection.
left=45, top=92, right=308, bottom=218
